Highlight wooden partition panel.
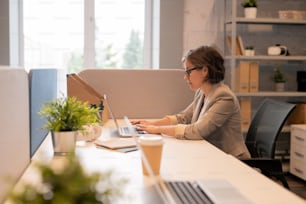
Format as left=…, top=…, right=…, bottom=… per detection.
left=67, top=73, right=108, bottom=122
left=77, top=69, right=194, bottom=119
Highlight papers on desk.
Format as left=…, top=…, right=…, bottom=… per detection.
left=94, top=138, right=138, bottom=153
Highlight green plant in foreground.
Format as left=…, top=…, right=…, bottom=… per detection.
left=39, top=97, right=101, bottom=132
left=8, top=153, right=128, bottom=204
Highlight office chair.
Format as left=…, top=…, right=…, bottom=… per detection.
left=241, top=99, right=296, bottom=189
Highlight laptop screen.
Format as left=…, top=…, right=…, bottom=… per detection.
left=103, top=94, right=120, bottom=129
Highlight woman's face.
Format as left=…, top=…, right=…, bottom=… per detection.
left=183, top=59, right=207, bottom=91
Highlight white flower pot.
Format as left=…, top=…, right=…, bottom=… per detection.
left=275, top=82, right=285, bottom=92
left=244, top=7, right=257, bottom=19
left=52, top=131, right=77, bottom=155
left=244, top=49, right=255, bottom=56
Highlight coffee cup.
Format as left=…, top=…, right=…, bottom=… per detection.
left=267, top=44, right=288, bottom=56
left=138, top=135, right=164, bottom=176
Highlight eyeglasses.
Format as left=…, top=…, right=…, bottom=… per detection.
left=184, top=66, right=201, bottom=76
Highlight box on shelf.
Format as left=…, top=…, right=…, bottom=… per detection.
left=297, top=71, right=306, bottom=92
left=249, top=62, right=259, bottom=93
left=236, top=61, right=259, bottom=93
left=240, top=98, right=251, bottom=130
left=236, top=61, right=250, bottom=93
left=287, top=103, right=306, bottom=124
left=278, top=10, right=306, bottom=20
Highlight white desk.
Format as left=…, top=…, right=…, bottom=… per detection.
left=6, top=120, right=305, bottom=204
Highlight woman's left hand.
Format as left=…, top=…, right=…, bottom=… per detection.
left=136, top=124, right=160, bottom=134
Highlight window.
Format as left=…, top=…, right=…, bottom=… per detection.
left=23, top=0, right=146, bottom=73
left=23, top=0, right=84, bottom=72
left=94, top=0, right=145, bottom=69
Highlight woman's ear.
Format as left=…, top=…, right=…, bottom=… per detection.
left=202, top=66, right=208, bottom=76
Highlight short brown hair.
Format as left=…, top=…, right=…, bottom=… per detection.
left=182, top=45, right=225, bottom=83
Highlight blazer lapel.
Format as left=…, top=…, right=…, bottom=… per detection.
left=191, top=94, right=205, bottom=123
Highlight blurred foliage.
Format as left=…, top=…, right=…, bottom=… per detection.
left=7, top=153, right=128, bottom=204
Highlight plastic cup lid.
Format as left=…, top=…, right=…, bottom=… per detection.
left=138, top=135, right=163, bottom=146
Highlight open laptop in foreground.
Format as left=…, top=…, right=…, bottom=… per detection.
left=103, top=94, right=145, bottom=137
left=124, top=117, right=253, bottom=204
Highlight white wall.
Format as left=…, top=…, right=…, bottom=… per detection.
left=183, top=0, right=224, bottom=53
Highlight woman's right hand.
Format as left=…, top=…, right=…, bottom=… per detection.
left=131, top=120, right=153, bottom=125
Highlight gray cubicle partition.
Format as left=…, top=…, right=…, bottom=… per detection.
left=29, top=69, right=58, bottom=156
left=78, top=69, right=194, bottom=119
left=0, top=68, right=30, bottom=202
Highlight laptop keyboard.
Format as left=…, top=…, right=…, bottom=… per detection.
left=120, top=126, right=146, bottom=135
left=166, top=181, right=214, bottom=204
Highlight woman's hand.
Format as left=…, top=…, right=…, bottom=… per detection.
left=131, top=120, right=153, bottom=126
left=136, top=124, right=160, bottom=134
left=132, top=117, right=171, bottom=126
left=136, top=124, right=176, bottom=137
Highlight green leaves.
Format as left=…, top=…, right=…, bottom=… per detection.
left=241, top=0, right=257, bottom=8
left=39, top=97, right=101, bottom=132
left=271, top=66, right=286, bottom=83
left=8, top=154, right=127, bottom=203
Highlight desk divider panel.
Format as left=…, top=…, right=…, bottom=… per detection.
left=0, top=68, right=29, bottom=202
left=67, top=73, right=108, bottom=122
left=78, top=69, right=194, bottom=118
left=29, top=69, right=58, bottom=157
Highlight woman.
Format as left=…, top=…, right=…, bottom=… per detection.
left=134, top=45, right=250, bottom=159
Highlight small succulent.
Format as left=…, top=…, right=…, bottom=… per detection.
left=241, top=0, right=257, bottom=8
left=271, top=66, right=286, bottom=83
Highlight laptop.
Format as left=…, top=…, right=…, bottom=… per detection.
left=124, top=117, right=253, bottom=204
left=103, top=94, right=145, bottom=137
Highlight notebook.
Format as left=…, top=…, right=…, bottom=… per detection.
left=124, top=117, right=253, bottom=204
left=103, top=94, right=145, bottom=137
left=94, top=138, right=136, bottom=150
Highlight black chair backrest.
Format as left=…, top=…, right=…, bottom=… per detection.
left=245, top=99, right=296, bottom=158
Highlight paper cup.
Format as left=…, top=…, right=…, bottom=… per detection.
left=138, top=135, right=164, bottom=176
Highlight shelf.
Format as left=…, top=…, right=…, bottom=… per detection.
left=225, top=0, right=306, bottom=100
left=236, top=92, right=306, bottom=97
left=226, top=17, right=306, bottom=25
left=225, top=55, right=306, bottom=61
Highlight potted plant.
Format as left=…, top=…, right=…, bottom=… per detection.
left=7, top=153, right=127, bottom=203
left=271, top=66, right=287, bottom=92
left=244, top=46, right=255, bottom=56
left=39, top=96, right=101, bottom=155
left=241, top=0, right=257, bottom=18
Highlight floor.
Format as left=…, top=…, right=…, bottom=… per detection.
left=272, top=161, right=306, bottom=200
left=274, top=137, right=306, bottom=200
left=285, top=173, right=306, bottom=200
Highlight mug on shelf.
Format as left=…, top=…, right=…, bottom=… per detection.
left=267, top=44, right=288, bottom=56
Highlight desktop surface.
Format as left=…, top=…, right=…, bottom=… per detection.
left=6, top=120, right=305, bottom=204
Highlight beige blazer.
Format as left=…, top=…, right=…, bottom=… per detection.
left=174, top=83, right=250, bottom=158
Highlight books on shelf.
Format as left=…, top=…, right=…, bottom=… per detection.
left=249, top=62, right=259, bottom=92
left=240, top=98, right=251, bottom=130
left=227, top=35, right=245, bottom=56
left=235, top=61, right=259, bottom=93
left=236, top=61, right=250, bottom=92
left=237, top=36, right=245, bottom=56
